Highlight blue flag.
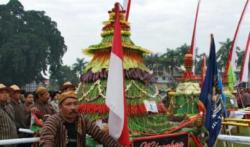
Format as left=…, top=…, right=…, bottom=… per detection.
left=199, top=34, right=223, bottom=147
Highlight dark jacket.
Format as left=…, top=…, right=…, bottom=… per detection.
left=10, top=100, right=27, bottom=129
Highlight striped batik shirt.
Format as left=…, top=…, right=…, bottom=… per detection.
left=39, top=113, right=123, bottom=147
left=0, top=104, right=18, bottom=140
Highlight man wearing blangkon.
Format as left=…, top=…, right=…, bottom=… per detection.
left=39, top=91, right=122, bottom=147
left=0, top=84, right=17, bottom=147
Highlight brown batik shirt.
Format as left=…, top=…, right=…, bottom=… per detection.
left=39, top=113, right=123, bottom=147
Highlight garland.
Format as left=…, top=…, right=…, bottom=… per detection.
left=78, top=79, right=160, bottom=103
left=78, top=80, right=98, bottom=101
left=78, top=103, right=167, bottom=116
left=130, top=80, right=159, bottom=98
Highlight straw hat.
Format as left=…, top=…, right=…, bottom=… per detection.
left=35, top=86, right=48, bottom=95
left=58, top=91, right=77, bottom=104
left=10, top=84, right=22, bottom=92
left=0, top=83, right=10, bottom=91
left=60, top=81, right=76, bottom=91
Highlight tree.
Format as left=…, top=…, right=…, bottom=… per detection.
left=144, top=53, right=162, bottom=75
left=162, top=44, right=189, bottom=75
left=195, top=53, right=206, bottom=74
left=237, top=50, right=244, bottom=68
left=49, top=65, right=79, bottom=90
left=216, top=39, right=231, bottom=72
left=144, top=44, right=189, bottom=76
left=72, top=58, right=87, bottom=77
left=0, top=0, right=66, bottom=86
left=216, top=38, right=241, bottom=72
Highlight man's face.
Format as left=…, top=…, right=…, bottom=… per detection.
left=60, top=98, right=79, bottom=121
left=39, top=92, right=50, bottom=103
left=0, top=90, right=8, bottom=103
left=25, top=94, right=34, bottom=104
left=12, top=91, right=21, bottom=101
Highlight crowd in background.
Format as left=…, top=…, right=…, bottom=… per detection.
left=0, top=81, right=121, bottom=147
left=237, top=88, right=250, bottom=108
left=0, top=81, right=76, bottom=147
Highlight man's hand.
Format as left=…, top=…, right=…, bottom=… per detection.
left=43, top=114, right=51, bottom=120
left=30, top=107, right=39, bottom=113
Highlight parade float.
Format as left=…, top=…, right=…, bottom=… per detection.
left=169, top=51, right=203, bottom=116
left=76, top=3, right=207, bottom=146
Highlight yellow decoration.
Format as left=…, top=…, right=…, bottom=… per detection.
left=222, top=122, right=249, bottom=127
left=224, top=118, right=250, bottom=122
left=84, top=52, right=150, bottom=73
left=176, top=82, right=201, bottom=95
left=101, top=30, right=131, bottom=37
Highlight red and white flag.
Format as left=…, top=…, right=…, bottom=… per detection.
left=240, top=33, right=250, bottom=82
left=123, top=0, right=131, bottom=21
left=106, top=3, right=130, bottom=145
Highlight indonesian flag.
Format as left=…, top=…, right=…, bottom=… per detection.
left=106, top=3, right=130, bottom=145
left=30, top=112, right=44, bottom=132
left=240, top=33, right=250, bottom=82
left=123, top=0, right=131, bottom=21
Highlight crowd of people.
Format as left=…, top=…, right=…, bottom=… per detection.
left=237, top=88, right=250, bottom=108
left=0, top=82, right=122, bottom=147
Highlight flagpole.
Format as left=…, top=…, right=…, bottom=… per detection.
left=201, top=53, right=206, bottom=83
left=125, top=0, right=131, bottom=21
left=190, top=0, right=201, bottom=74
left=224, top=0, right=249, bottom=81
left=240, top=32, right=250, bottom=82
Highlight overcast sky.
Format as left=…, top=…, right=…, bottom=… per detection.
left=1, top=0, right=250, bottom=66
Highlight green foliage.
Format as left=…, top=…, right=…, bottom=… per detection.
left=162, top=44, right=189, bottom=75
left=49, top=65, right=79, bottom=90
left=72, top=58, right=87, bottom=77
left=0, top=0, right=66, bottom=86
left=216, top=38, right=242, bottom=72
left=216, top=38, right=232, bottom=72
left=195, top=53, right=206, bottom=74
left=49, top=57, right=88, bottom=91
left=237, top=49, right=244, bottom=68
left=144, top=43, right=189, bottom=76
left=144, top=39, right=244, bottom=77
